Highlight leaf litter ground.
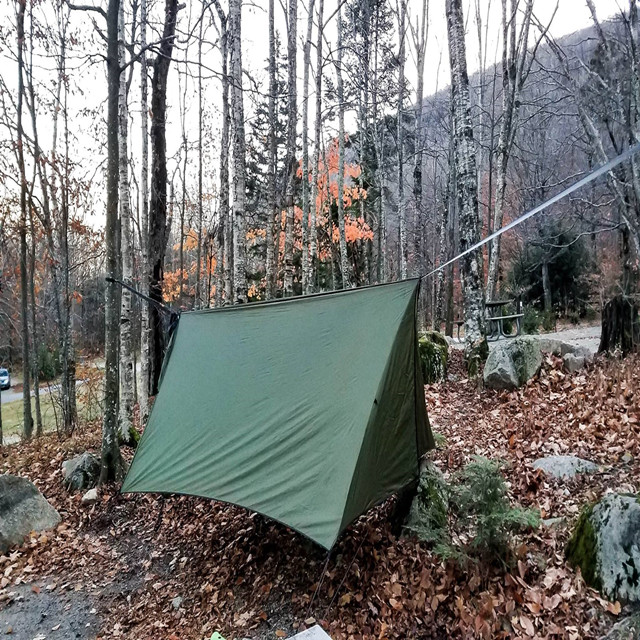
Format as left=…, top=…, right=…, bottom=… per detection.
left=1, top=351, right=639, bottom=639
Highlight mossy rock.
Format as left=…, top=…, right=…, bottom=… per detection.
left=418, top=331, right=449, bottom=384
left=567, top=494, right=640, bottom=603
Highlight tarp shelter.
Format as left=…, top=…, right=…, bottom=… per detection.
left=122, top=278, right=434, bottom=549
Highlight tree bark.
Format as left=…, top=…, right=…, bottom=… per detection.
left=265, top=0, right=278, bottom=298
left=309, top=0, right=324, bottom=292
left=101, top=0, right=126, bottom=483
left=282, top=0, right=298, bottom=297
left=16, top=0, right=33, bottom=440
left=118, top=0, right=135, bottom=443
left=336, top=1, right=350, bottom=289
left=139, top=0, right=150, bottom=422
left=301, top=0, right=316, bottom=293
left=397, top=0, right=408, bottom=279
left=148, top=0, right=179, bottom=394
left=229, top=0, right=247, bottom=303
left=445, top=0, right=487, bottom=374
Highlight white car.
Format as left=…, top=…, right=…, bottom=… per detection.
left=0, top=368, right=10, bottom=390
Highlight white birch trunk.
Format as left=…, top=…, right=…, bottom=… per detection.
left=336, top=3, right=350, bottom=288
left=445, top=0, right=486, bottom=368
left=139, top=0, right=150, bottom=421
left=118, top=0, right=134, bottom=442
left=309, top=0, right=324, bottom=292
left=301, top=0, right=316, bottom=293
left=229, top=0, right=247, bottom=303
left=397, top=0, right=408, bottom=279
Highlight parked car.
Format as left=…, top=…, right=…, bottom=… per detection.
left=0, top=368, right=10, bottom=390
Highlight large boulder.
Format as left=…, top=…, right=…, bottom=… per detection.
left=0, top=475, right=61, bottom=553
left=62, top=452, right=100, bottom=492
left=567, top=494, right=640, bottom=603
left=418, top=331, right=448, bottom=384
left=533, top=455, right=598, bottom=479
left=483, top=337, right=543, bottom=390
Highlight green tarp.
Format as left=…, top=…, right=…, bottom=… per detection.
left=122, top=279, right=433, bottom=549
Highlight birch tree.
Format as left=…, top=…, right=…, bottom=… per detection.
left=301, top=0, right=316, bottom=293
left=138, top=0, right=150, bottom=422
left=228, top=0, right=247, bottom=303
left=265, top=0, right=278, bottom=297
left=308, top=0, right=325, bottom=291
left=396, top=0, right=408, bottom=279
left=445, top=0, right=487, bottom=373
left=336, top=2, right=351, bottom=288
left=118, top=0, right=135, bottom=442
left=282, top=0, right=298, bottom=296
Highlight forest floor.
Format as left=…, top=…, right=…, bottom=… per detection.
left=1, top=350, right=639, bottom=639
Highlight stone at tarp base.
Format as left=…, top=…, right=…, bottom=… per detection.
left=82, top=488, right=98, bottom=504
left=532, top=456, right=598, bottom=479
left=289, top=626, right=333, bottom=639
left=0, top=475, right=61, bottom=554
left=62, top=452, right=100, bottom=492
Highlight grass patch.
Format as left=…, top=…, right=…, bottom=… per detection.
left=1, top=384, right=103, bottom=441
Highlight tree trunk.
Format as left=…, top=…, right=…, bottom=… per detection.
left=148, top=0, right=179, bottom=394
left=229, top=0, right=247, bottom=303
left=309, top=0, right=324, bottom=293
left=265, top=0, right=278, bottom=298
left=446, top=0, right=487, bottom=375
left=336, top=1, right=350, bottom=289
left=16, top=0, right=33, bottom=440
left=139, top=0, right=150, bottom=422
left=599, top=295, right=639, bottom=355
left=397, top=0, right=408, bottom=279
left=282, top=0, right=298, bottom=297
left=196, top=13, right=204, bottom=308
left=541, top=259, right=552, bottom=312
left=28, top=196, right=42, bottom=436
left=301, top=0, right=316, bottom=293
left=118, top=0, right=135, bottom=443
left=101, top=0, right=126, bottom=483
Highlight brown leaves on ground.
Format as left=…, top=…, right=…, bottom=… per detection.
left=1, top=352, right=638, bottom=639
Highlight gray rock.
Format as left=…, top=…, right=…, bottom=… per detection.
left=483, top=337, right=543, bottom=390
left=532, top=455, right=598, bottom=478
left=542, top=517, right=567, bottom=529
left=568, top=494, right=640, bottom=603
left=623, top=452, right=634, bottom=464
left=171, top=596, right=183, bottom=610
left=0, top=475, right=61, bottom=553
left=563, top=352, right=586, bottom=373
left=599, top=612, right=640, bottom=639
left=62, top=452, right=100, bottom=492
left=81, top=488, right=98, bottom=504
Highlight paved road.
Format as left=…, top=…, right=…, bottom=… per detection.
left=1, top=379, right=84, bottom=405
left=449, top=324, right=601, bottom=353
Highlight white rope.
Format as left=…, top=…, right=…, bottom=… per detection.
left=423, top=142, right=640, bottom=279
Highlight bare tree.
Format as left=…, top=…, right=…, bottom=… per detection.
left=228, top=0, right=247, bottom=303
left=301, top=0, right=316, bottom=293
left=282, top=0, right=298, bottom=296
left=148, top=0, right=180, bottom=394
left=336, top=1, right=350, bottom=288
left=445, top=0, right=487, bottom=373
left=397, top=0, right=408, bottom=279
left=139, top=0, right=150, bottom=422
left=16, top=0, right=33, bottom=439
left=118, top=0, right=135, bottom=442
left=101, top=0, right=126, bottom=482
